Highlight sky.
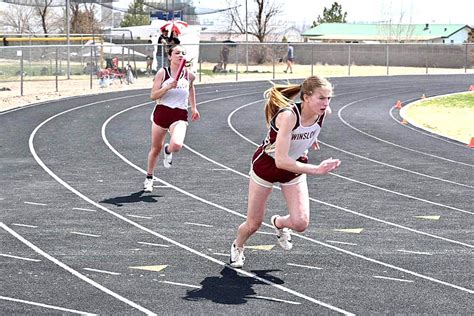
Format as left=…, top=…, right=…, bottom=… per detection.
left=192, top=0, right=474, bottom=25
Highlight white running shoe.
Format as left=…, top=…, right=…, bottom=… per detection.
left=163, top=143, right=173, bottom=168
left=143, top=178, right=154, bottom=192
left=271, top=215, right=293, bottom=250
left=229, top=242, right=245, bottom=268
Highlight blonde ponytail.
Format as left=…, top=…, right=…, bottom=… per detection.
left=263, top=84, right=301, bottom=126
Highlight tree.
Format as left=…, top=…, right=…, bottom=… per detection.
left=225, top=0, right=283, bottom=43
left=34, top=0, right=55, bottom=35
left=121, top=0, right=150, bottom=27
left=69, top=2, right=102, bottom=34
left=0, top=4, right=37, bottom=33
left=312, top=2, right=347, bottom=27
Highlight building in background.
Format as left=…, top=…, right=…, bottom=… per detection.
left=302, top=23, right=472, bottom=44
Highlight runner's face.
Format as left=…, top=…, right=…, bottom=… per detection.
left=170, top=47, right=186, bottom=64
left=304, top=87, right=332, bottom=115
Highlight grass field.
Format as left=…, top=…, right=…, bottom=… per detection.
left=404, top=92, right=474, bottom=144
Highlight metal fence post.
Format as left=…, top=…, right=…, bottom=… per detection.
left=55, top=47, right=59, bottom=92
left=235, top=44, right=239, bottom=82
left=348, top=45, right=351, bottom=76
left=20, top=49, right=24, bottom=96
left=90, top=45, right=93, bottom=89
left=199, top=59, right=202, bottom=82
left=465, top=43, right=468, bottom=73
left=272, top=44, right=275, bottom=80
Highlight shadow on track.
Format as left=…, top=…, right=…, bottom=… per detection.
left=100, top=190, right=162, bottom=207
left=184, top=267, right=284, bottom=305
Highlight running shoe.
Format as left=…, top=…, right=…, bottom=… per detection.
left=271, top=215, right=293, bottom=250
left=143, top=178, right=154, bottom=192
left=163, top=143, right=173, bottom=168
left=229, top=242, right=245, bottom=268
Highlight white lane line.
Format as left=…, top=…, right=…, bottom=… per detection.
left=137, top=242, right=171, bottom=248
left=11, top=223, right=38, bottom=228
left=287, top=263, right=323, bottom=270
left=23, top=96, right=353, bottom=315
left=325, top=240, right=358, bottom=246
left=338, top=95, right=474, bottom=168
left=126, top=214, right=153, bottom=220
left=0, top=296, right=97, bottom=315
left=0, top=197, right=5, bottom=200
left=322, top=141, right=473, bottom=189
left=225, top=101, right=474, bottom=245
left=158, top=281, right=201, bottom=289
left=256, top=231, right=274, bottom=235
left=106, top=100, right=473, bottom=296
left=186, top=144, right=473, bottom=249
left=83, top=268, right=121, bottom=276
left=101, top=101, right=354, bottom=314
left=0, top=253, right=41, bottom=262
left=373, top=275, right=414, bottom=283
left=1, top=222, right=156, bottom=315
left=397, top=249, right=433, bottom=256
left=213, top=252, right=230, bottom=257
left=72, top=207, right=97, bottom=212
left=184, top=222, right=213, bottom=228
left=70, top=231, right=101, bottom=238
left=24, top=201, right=47, bottom=206
left=329, top=172, right=473, bottom=215
left=247, top=295, right=301, bottom=305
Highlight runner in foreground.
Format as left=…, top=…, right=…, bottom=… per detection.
left=230, top=75, right=340, bottom=268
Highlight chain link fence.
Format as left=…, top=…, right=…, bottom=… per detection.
left=1, top=42, right=473, bottom=96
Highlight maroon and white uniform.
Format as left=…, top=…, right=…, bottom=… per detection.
left=251, top=102, right=325, bottom=187
left=151, top=66, right=190, bottom=129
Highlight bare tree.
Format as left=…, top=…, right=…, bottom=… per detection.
left=225, top=0, right=283, bottom=43
left=0, top=4, right=37, bottom=33
left=33, top=0, right=55, bottom=35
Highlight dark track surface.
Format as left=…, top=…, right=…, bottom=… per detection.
left=1, top=74, right=473, bottom=315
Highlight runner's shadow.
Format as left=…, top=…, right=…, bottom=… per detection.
left=183, top=266, right=283, bottom=305
left=100, top=190, right=161, bottom=207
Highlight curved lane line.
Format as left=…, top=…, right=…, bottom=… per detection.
left=1, top=222, right=152, bottom=315
left=24, top=93, right=354, bottom=314
left=337, top=97, right=474, bottom=167
left=0, top=294, right=96, bottom=315
left=393, top=93, right=472, bottom=148
left=28, top=94, right=157, bottom=315
left=227, top=100, right=473, bottom=215
left=102, top=99, right=354, bottom=315
left=107, top=100, right=473, bottom=295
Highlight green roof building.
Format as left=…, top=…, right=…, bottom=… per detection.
left=301, top=23, right=472, bottom=44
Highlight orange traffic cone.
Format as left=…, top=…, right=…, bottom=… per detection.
left=421, top=94, right=426, bottom=99
left=468, top=137, right=474, bottom=148
left=395, top=100, right=402, bottom=109
left=469, top=85, right=474, bottom=91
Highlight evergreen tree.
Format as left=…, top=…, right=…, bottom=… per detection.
left=312, top=2, right=347, bottom=27
left=121, top=0, right=150, bottom=27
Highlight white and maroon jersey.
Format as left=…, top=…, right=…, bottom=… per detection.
left=261, top=102, right=325, bottom=160
left=156, top=66, right=190, bottom=110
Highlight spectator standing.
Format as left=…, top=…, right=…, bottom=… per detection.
left=220, top=45, right=230, bottom=71
left=145, top=39, right=154, bottom=76
left=156, top=28, right=171, bottom=69
left=284, top=43, right=294, bottom=74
